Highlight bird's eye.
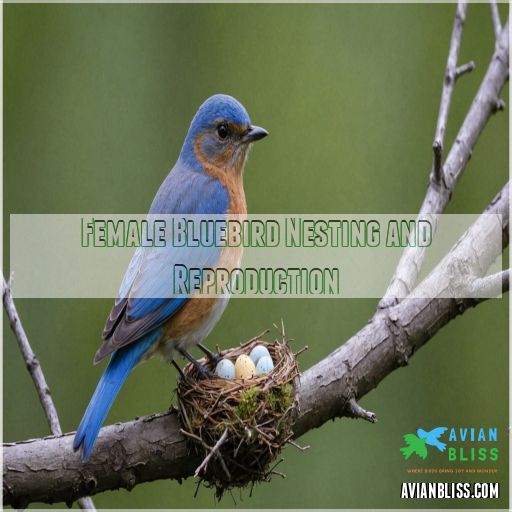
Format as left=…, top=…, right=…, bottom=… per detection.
left=217, top=123, right=229, bottom=139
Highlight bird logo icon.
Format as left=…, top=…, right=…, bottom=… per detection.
left=400, top=427, right=448, bottom=460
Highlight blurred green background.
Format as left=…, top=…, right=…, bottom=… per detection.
left=3, top=3, right=509, bottom=509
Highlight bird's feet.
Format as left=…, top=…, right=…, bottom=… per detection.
left=172, top=359, right=186, bottom=379
left=178, top=348, right=214, bottom=379
left=198, top=343, right=221, bottom=365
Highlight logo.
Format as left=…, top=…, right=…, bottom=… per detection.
left=400, top=426, right=499, bottom=462
left=400, top=427, right=447, bottom=460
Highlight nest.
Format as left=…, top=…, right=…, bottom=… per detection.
left=177, top=333, right=300, bottom=498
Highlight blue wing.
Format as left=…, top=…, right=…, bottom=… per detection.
left=427, top=427, right=448, bottom=440
left=95, top=161, right=229, bottom=363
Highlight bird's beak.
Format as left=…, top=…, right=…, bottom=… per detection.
left=242, top=125, right=269, bottom=143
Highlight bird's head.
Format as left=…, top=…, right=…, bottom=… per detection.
left=180, top=94, right=268, bottom=173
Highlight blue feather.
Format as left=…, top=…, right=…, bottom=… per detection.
left=73, top=330, right=161, bottom=461
left=117, top=165, right=228, bottom=329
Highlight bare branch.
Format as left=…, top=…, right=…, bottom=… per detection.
left=432, top=0, right=471, bottom=183
left=501, top=270, right=509, bottom=293
left=490, top=0, right=502, bottom=39
left=2, top=276, right=96, bottom=511
left=382, top=19, right=509, bottom=304
left=286, top=440, right=310, bottom=452
left=4, top=411, right=197, bottom=507
left=3, top=275, right=62, bottom=435
left=345, top=398, right=377, bottom=423
left=470, top=269, right=509, bottom=298
left=455, top=60, right=476, bottom=78
left=4, top=181, right=508, bottom=506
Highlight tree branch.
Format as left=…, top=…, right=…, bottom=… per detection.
left=381, top=18, right=509, bottom=304
left=2, top=277, right=97, bottom=511
left=345, top=398, right=377, bottom=423
left=3, top=276, right=62, bottom=435
left=470, top=269, right=509, bottom=299
left=432, top=0, right=473, bottom=183
left=296, top=181, right=508, bottom=436
left=3, top=181, right=508, bottom=506
left=490, top=0, right=502, bottom=39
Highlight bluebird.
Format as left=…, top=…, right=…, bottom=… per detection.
left=400, top=433, right=427, bottom=460
left=417, top=427, right=448, bottom=452
left=73, top=94, right=268, bottom=461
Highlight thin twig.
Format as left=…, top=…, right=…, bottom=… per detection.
left=240, top=328, right=270, bottom=346
left=493, top=98, right=506, bottom=112
left=490, top=0, right=502, bottom=39
left=346, top=398, right=377, bottom=423
left=268, top=457, right=285, bottom=475
left=77, top=496, right=96, bottom=510
left=381, top=18, right=509, bottom=304
left=2, top=275, right=96, bottom=511
left=293, top=345, right=308, bottom=358
left=455, top=61, right=476, bottom=77
left=432, top=0, right=472, bottom=183
left=180, top=428, right=205, bottom=445
left=287, top=440, right=310, bottom=451
left=3, top=275, right=61, bottom=435
left=470, top=269, right=510, bottom=298
left=194, top=428, right=229, bottom=477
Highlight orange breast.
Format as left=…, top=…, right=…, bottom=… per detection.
left=162, top=141, right=247, bottom=344
left=164, top=241, right=243, bottom=341
left=164, top=297, right=219, bottom=339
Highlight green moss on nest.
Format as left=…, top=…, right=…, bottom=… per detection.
left=235, top=387, right=261, bottom=419
left=267, top=383, right=293, bottom=413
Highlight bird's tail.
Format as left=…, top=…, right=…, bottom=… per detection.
left=73, top=333, right=158, bottom=462
left=400, top=446, right=414, bottom=460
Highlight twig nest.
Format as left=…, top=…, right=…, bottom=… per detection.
left=177, top=336, right=299, bottom=498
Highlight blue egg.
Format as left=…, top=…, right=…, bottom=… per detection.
left=255, top=355, right=274, bottom=376
left=215, top=359, right=236, bottom=380
left=249, top=345, right=271, bottom=365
